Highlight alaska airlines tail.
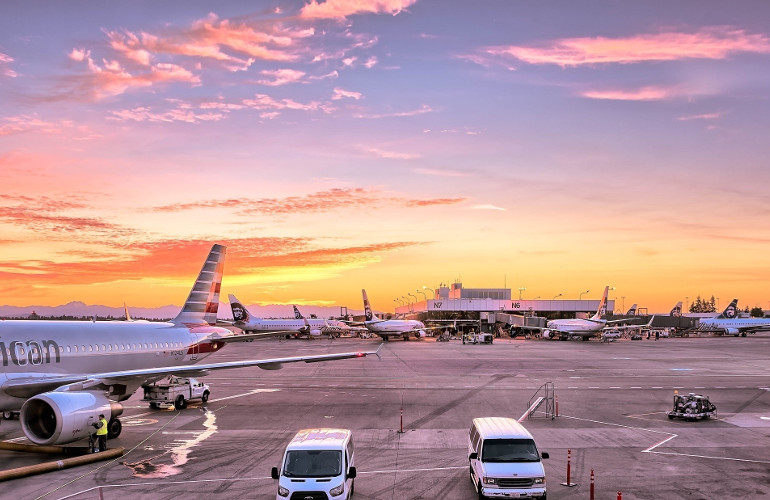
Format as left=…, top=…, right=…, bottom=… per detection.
left=362, top=289, right=379, bottom=322
left=173, top=244, right=225, bottom=326
left=626, top=304, right=638, bottom=316
left=716, top=299, right=739, bottom=319
left=590, top=286, right=610, bottom=320
left=228, top=293, right=252, bottom=323
left=293, top=305, right=304, bottom=319
left=669, top=301, right=682, bottom=317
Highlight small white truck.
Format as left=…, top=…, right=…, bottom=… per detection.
left=141, top=376, right=210, bottom=410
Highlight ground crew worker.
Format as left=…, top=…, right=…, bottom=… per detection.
left=94, top=413, right=108, bottom=452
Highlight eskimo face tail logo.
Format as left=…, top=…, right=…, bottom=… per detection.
left=293, top=306, right=302, bottom=319
left=232, top=305, right=245, bottom=322
left=364, top=299, right=373, bottom=321
left=724, top=304, right=737, bottom=319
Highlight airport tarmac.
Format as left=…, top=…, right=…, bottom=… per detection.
left=2, top=334, right=769, bottom=499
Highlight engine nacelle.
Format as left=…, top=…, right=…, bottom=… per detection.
left=724, top=328, right=740, bottom=336
left=415, top=330, right=427, bottom=338
left=20, top=391, right=123, bottom=446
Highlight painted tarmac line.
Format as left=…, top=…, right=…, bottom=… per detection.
left=563, top=413, right=768, bottom=464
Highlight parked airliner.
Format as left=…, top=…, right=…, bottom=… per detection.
left=0, top=244, right=379, bottom=447
left=543, top=286, right=646, bottom=340
left=359, top=289, right=440, bottom=341
left=228, top=295, right=341, bottom=338
left=698, top=299, right=770, bottom=336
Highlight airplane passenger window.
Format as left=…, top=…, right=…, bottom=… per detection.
left=89, top=345, right=93, bottom=352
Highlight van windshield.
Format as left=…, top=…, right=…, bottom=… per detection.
left=283, top=450, right=342, bottom=478
left=482, top=439, right=540, bottom=462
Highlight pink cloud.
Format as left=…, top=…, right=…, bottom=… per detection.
left=580, top=86, right=676, bottom=100
left=1, top=52, right=17, bottom=77
left=300, top=0, right=417, bottom=20
left=486, top=27, right=770, bottom=67
left=332, top=87, right=363, bottom=100
left=151, top=188, right=465, bottom=215
left=366, top=148, right=419, bottom=159
left=677, top=111, right=725, bottom=121
left=255, top=68, right=306, bottom=86
left=354, top=104, right=434, bottom=119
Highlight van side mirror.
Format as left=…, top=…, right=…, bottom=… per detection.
left=348, top=466, right=357, bottom=479
left=469, top=452, right=478, bottom=460
left=271, top=467, right=279, bottom=480
left=541, top=452, right=549, bottom=459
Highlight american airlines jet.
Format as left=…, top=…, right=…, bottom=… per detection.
left=0, top=244, right=378, bottom=447
left=698, top=299, right=770, bottom=336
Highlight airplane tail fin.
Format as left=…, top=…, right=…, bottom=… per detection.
left=670, top=301, right=682, bottom=317
left=172, top=244, right=226, bottom=326
left=227, top=293, right=251, bottom=324
left=124, top=302, right=132, bottom=322
left=716, top=299, right=739, bottom=319
left=293, top=305, right=304, bottom=319
left=591, top=286, right=609, bottom=320
left=626, top=303, right=637, bottom=316
left=362, top=289, right=379, bottom=321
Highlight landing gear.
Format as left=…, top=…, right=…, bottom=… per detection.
left=107, top=418, right=122, bottom=439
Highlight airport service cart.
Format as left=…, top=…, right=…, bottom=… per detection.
left=667, top=392, right=717, bottom=421
left=142, top=376, right=210, bottom=410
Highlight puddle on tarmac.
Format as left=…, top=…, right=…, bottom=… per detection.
left=123, top=409, right=218, bottom=479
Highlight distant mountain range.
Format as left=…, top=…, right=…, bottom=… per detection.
left=0, top=301, right=362, bottom=320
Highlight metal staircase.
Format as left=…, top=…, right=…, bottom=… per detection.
left=519, top=382, right=555, bottom=421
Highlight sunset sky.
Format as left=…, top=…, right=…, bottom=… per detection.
left=2, top=0, right=769, bottom=314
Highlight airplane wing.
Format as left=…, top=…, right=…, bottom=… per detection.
left=604, top=316, right=655, bottom=330
left=1, top=345, right=383, bottom=399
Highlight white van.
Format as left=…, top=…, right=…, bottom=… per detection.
left=271, top=428, right=356, bottom=500
left=468, top=417, right=549, bottom=499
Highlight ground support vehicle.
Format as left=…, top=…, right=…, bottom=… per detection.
left=464, top=332, right=493, bottom=344
left=142, top=376, right=210, bottom=410
left=667, top=393, right=717, bottom=421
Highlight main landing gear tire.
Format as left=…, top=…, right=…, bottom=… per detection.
left=175, top=395, right=187, bottom=410
left=107, top=418, right=122, bottom=439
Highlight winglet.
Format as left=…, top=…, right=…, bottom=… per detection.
left=172, top=244, right=226, bottom=326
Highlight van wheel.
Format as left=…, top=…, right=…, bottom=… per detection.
left=175, top=395, right=187, bottom=410
left=201, top=391, right=209, bottom=403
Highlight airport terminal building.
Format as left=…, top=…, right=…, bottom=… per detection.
left=394, top=282, right=614, bottom=320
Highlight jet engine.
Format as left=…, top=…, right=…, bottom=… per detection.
left=20, top=391, right=123, bottom=446
left=415, top=330, right=427, bottom=338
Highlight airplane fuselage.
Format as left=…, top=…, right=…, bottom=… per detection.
left=364, top=319, right=425, bottom=335
left=0, top=319, right=227, bottom=411
left=545, top=318, right=606, bottom=337
left=698, top=317, right=770, bottom=335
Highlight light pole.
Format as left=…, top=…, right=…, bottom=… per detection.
left=416, top=289, right=427, bottom=301
left=407, top=293, right=417, bottom=312
left=717, top=297, right=720, bottom=310
left=422, top=285, right=433, bottom=300
left=685, top=296, right=689, bottom=312
left=518, top=287, right=526, bottom=300
left=553, top=293, right=563, bottom=300
left=621, top=296, right=626, bottom=312
left=579, top=289, right=589, bottom=300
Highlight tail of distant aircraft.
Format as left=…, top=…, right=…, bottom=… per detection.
left=293, top=305, right=304, bottom=319
left=362, top=289, right=380, bottom=322
left=669, top=301, right=682, bottom=317
left=626, top=304, right=637, bottom=316
left=591, top=286, right=609, bottom=320
left=716, top=299, right=739, bottom=319
left=227, top=293, right=252, bottom=324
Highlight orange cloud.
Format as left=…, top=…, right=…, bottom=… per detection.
left=300, top=0, right=417, bottom=20
left=0, top=237, right=421, bottom=288
left=0, top=196, right=123, bottom=235
left=486, top=27, right=770, bottom=67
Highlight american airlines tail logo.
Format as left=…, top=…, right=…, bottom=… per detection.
left=0, top=338, right=61, bottom=367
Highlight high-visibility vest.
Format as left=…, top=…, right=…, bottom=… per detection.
left=96, top=418, right=108, bottom=436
